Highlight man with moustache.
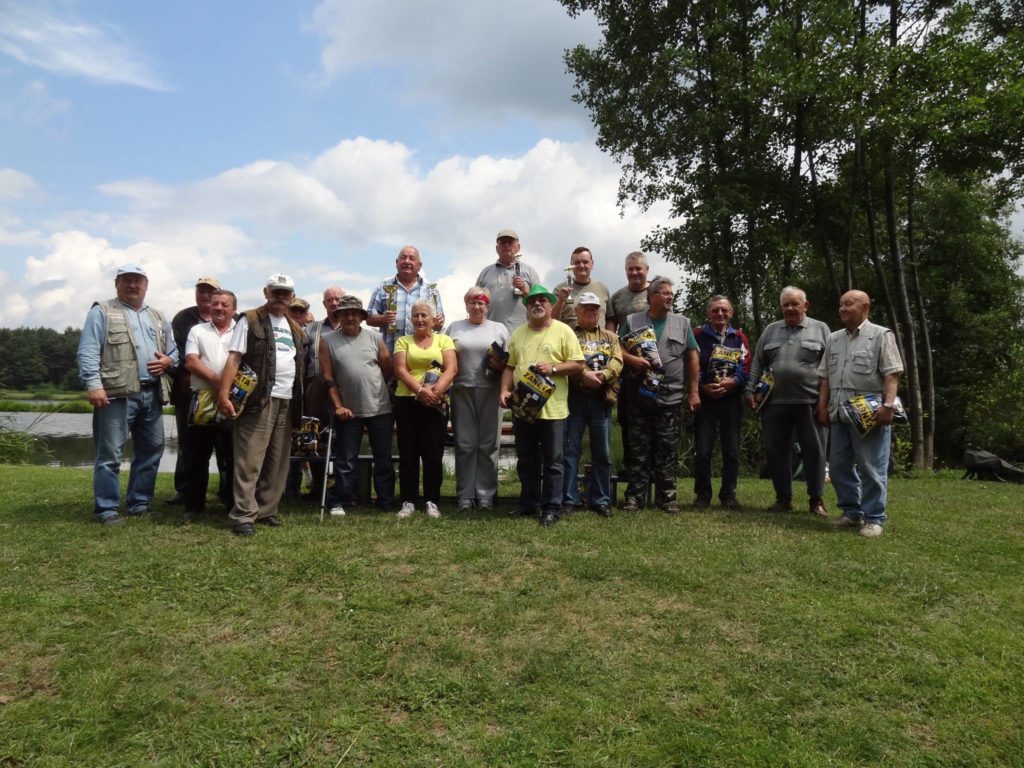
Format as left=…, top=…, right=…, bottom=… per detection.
left=367, top=246, right=445, bottom=354
left=744, top=286, right=831, bottom=517
left=476, top=228, right=540, bottom=332
left=182, top=289, right=238, bottom=521
left=618, top=276, right=700, bottom=514
left=499, top=285, right=585, bottom=527
left=552, top=246, right=610, bottom=329
left=218, top=274, right=307, bottom=536
left=817, top=290, right=904, bottom=538
left=167, top=276, right=221, bottom=506
left=77, top=264, right=177, bottom=526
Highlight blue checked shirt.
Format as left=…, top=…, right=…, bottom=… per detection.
left=367, top=274, right=445, bottom=352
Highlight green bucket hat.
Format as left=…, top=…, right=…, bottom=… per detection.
left=521, top=283, right=558, bottom=307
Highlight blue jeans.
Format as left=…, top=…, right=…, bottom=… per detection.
left=514, top=417, right=566, bottom=514
left=331, top=412, right=395, bottom=509
left=92, top=388, right=165, bottom=520
left=693, top=395, right=742, bottom=500
left=829, top=422, right=891, bottom=525
left=563, top=391, right=612, bottom=507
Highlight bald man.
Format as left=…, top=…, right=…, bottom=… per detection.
left=817, top=290, right=903, bottom=539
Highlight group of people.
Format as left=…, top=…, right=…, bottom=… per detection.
left=76, top=228, right=904, bottom=538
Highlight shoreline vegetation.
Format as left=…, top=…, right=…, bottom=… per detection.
left=1, top=465, right=1021, bottom=765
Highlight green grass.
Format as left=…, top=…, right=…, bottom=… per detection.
left=1, top=466, right=1022, bottom=767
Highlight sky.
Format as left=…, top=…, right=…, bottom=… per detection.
left=0, top=0, right=682, bottom=331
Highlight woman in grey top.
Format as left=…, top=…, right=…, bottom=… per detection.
left=446, top=286, right=511, bottom=510
left=318, top=296, right=395, bottom=516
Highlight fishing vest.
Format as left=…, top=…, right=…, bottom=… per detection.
left=240, top=307, right=307, bottom=419
left=94, top=299, right=173, bottom=403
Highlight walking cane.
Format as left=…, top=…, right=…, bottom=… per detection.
left=318, top=424, right=333, bottom=524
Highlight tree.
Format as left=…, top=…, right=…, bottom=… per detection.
left=562, top=0, right=1024, bottom=466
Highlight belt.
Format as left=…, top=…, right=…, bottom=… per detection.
left=139, top=380, right=158, bottom=389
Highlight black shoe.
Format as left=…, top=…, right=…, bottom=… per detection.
left=539, top=511, right=559, bottom=527
left=593, top=504, right=612, bottom=517
left=99, top=513, right=124, bottom=527
left=258, top=516, right=283, bottom=527
left=561, top=503, right=580, bottom=516
left=769, top=498, right=793, bottom=513
left=232, top=523, right=255, bottom=536
left=165, top=492, right=186, bottom=506
left=659, top=501, right=680, bottom=514
left=809, top=498, right=829, bottom=518
left=183, top=509, right=202, bottom=523
left=510, top=507, right=538, bottom=519
left=692, top=496, right=711, bottom=510
left=721, top=497, right=743, bottom=510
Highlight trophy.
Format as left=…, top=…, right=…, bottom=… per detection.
left=428, top=282, right=439, bottom=319
left=383, top=284, right=398, bottom=334
left=563, top=266, right=574, bottom=305
left=512, top=254, right=523, bottom=296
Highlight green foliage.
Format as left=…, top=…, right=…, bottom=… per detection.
left=0, top=327, right=83, bottom=391
left=0, top=416, right=47, bottom=464
left=963, top=340, right=1024, bottom=463
left=2, top=466, right=1023, bottom=766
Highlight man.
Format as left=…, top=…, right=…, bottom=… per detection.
left=499, top=285, right=585, bottom=526
left=288, top=286, right=345, bottom=499
left=618, top=276, right=700, bottom=514
left=182, top=289, right=237, bottom=521
left=367, top=246, right=445, bottom=353
left=605, top=251, right=651, bottom=468
left=744, top=286, right=831, bottom=516
left=167, top=276, right=220, bottom=505
left=217, top=274, right=307, bottom=536
left=476, top=228, right=540, bottom=332
left=552, top=246, right=610, bottom=328
left=817, top=290, right=904, bottom=538
left=562, top=292, right=623, bottom=517
left=605, top=251, right=650, bottom=332
left=318, top=295, right=396, bottom=515
left=77, top=264, right=176, bottom=526
left=693, top=295, right=751, bottom=509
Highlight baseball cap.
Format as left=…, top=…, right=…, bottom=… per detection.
left=266, top=273, right=295, bottom=291
left=577, top=292, right=602, bottom=306
left=116, top=263, right=147, bottom=278
left=195, top=276, right=220, bottom=289
left=496, top=229, right=519, bottom=241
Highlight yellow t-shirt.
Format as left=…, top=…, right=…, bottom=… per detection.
left=394, top=333, right=455, bottom=397
left=507, top=320, right=585, bottom=419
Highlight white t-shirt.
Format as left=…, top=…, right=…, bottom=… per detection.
left=185, top=320, right=235, bottom=391
left=229, top=313, right=297, bottom=400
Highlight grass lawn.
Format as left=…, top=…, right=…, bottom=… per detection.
left=1, top=465, right=1022, bottom=767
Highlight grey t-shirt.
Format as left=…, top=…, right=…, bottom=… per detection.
left=476, top=259, right=540, bottom=333
left=745, top=317, right=831, bottom=405
left=607, top=285, right=649, bottom=329
left=551, top=279, right=610, bottom=328
left=323, top=327, right=392, bottom=418
left=447, top=319, right=510, bottom=389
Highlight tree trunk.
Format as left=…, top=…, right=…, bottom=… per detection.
left=906, top=170, right=935, bottom=468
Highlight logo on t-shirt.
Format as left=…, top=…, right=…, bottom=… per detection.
left=274, top=325, right=295, bottom=355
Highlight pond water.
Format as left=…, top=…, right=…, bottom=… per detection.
left=3, top=411, right=518, bottom=474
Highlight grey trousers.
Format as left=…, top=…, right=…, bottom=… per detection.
left=230, top=397, right=292, bottom=524
left=451, top=385, right=502, bottom=503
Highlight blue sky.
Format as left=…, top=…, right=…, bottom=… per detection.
left=0, top=0, right=681, bottom=329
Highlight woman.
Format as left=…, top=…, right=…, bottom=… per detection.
left=446, top=286, right=510, bottom=510
left=393, top=300, right=457, bottom=518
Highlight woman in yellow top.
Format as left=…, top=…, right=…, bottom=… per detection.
left=393, top=300, right=458, bottom=518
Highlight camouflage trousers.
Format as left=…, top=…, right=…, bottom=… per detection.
left=624, top=395, right=683, bottom=506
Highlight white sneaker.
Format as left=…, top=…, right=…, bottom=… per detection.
left=859, top=523, right=884, bottom=538
left=477, top=499, right=493, bottom=511
left=329, top=505, right=346, bottom=517
left=457, top=499, right=474, bottom=511
left=426, top=501, right=441, bottom=519
left=397, top=502, right=415, bottom=519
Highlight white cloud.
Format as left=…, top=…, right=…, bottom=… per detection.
left=1, top=136, right=682, bottom=330
left=0, top=168, right=39, bottom=199
left=0, top=3, right=170, bottom=90
left=309, top=0, right=599, bottom=125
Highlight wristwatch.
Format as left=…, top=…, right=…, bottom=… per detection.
left=881, top=402, right=895, bottom=409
